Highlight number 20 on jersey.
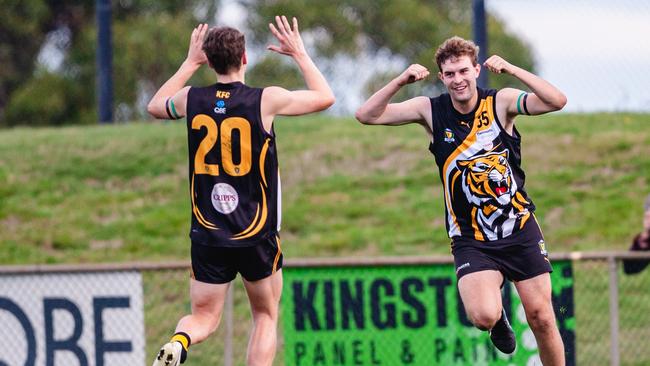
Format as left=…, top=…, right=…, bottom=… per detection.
left=192, top=114, right=252, bottom=177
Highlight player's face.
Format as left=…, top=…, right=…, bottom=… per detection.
left=438, top=56, right=480, bottom=104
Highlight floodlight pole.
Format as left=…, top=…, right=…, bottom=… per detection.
left=97, top=0, right=113, bottom=123
left=473, top=0, right=488, bottom=89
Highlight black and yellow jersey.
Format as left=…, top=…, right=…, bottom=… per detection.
left=429, top=87, right=535, bottom=243
left=186, top=82, right=280, bottom=247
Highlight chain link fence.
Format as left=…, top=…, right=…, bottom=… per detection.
left=617, top=258, right=650, bottom=366
left=1, top=252, right=649, bottom=366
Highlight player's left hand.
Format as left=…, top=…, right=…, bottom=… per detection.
left=483, top=55, right=515, bottom=75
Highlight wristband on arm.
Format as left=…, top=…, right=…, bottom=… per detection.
left=516, top=92, right=530, bottom=115
left=165, top=97, right=181, bottom=120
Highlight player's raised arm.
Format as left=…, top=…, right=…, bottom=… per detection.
left=354, top=64, right=431, bottom=126
left=147, top=24, right=209, bottom=120
left=261, top=16, right=335, bottom=119
left=484, top=55, right=567, bottom=117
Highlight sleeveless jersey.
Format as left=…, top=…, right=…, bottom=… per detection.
left=428, top=87, right=535, bottom=242
left=186, top=82, right=280, bottom=247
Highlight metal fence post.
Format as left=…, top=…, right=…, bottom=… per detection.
left=224, top=284, right=234, bottom=366
left=96, top=0, right=113, bottom=123
left=472, top=0, right=489, bottom=89
left=608, top=256, right=620, bottom=366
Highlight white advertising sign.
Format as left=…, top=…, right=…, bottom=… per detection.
left=0, top=271, right=145, bottom=366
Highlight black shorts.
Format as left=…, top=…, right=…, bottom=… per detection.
left=451, top=220, right=552, bottom=282
left=191, top=235, right=283, bottom=284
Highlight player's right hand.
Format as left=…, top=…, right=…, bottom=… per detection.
left=397, top=64, right=429, bottom=86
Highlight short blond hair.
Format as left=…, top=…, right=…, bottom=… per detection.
left=434, top=36, right=479, bottom=71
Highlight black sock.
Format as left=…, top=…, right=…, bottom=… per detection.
left=170, top=332, right=191, bottom=363
left=492, top=311, right=509, bottom=332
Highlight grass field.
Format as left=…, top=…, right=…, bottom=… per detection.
left=1, top=113, right=649, bottom=365
left=1, top=113, right=649, bottom=264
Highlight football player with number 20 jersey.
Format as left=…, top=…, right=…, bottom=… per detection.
left=147, top=16, right=334, bottom=366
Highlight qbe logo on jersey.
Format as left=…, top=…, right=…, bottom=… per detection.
left=0, top=271, right=145, bottom=366
left=214, top=100, right=227, bottom=114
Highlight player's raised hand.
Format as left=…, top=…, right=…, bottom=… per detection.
left=483, top=55, right=515, bottom=75
left=268, top=16, right=307, bottom=57
left=396, top=64, right=430, bottom=86
left=187, top=23, right=208, bottom=66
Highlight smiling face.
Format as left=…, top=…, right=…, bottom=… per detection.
left=439, top=55, right=480, bottom=105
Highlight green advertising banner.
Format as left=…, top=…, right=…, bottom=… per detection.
left=282, top=260, right=574, bottom=366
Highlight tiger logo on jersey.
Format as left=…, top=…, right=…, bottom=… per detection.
left=457, top=151, right=515, bottom=207
left=456, top=150, right=530, bottom=240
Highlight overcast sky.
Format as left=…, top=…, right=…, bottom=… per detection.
left=487, top=0, right=650, bottom=112
left=222, top=0, right=650, bottom=114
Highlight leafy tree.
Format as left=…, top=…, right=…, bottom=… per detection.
left=1, top=0, right=217, bottom=126
left=1, top=0, right=536, bottom=126
left=247, top=54, right=304, bottom=89
left=245, top=0, right=535, bottom=98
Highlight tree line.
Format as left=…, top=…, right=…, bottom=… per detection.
left=0, top=0, right=533, bottom=127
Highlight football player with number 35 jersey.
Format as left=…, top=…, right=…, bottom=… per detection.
left=356, top=36, right=567, bottom=365
left=147, top=16, right=334, bottom=366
